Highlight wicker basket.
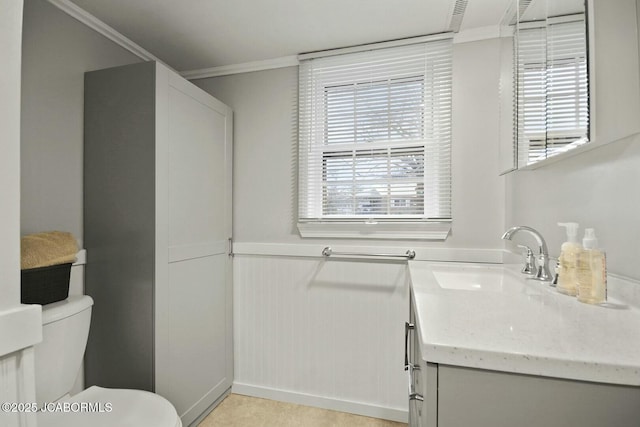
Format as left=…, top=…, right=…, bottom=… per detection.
left=21, top=263, right=72, bottom=305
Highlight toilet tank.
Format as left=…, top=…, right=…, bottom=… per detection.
left=34, top=295, right=94, bottom=404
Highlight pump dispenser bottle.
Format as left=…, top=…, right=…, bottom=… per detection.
left=557, top=222, right=581, bottom=296
left=577, top=228, right=607, bottom=304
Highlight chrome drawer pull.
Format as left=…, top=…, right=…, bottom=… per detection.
left=404, top=322, right=415, bottom=370
left=409, top=392, right=424, bottom=402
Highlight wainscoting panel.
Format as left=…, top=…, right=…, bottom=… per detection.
left=0, top=348, right=37, bottom=427
left=233, top=254, right=409, bottom=421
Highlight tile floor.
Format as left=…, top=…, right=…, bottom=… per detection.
left=198, top=394, right=407, bottom=427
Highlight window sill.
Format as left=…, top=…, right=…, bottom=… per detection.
left=297, top=221, right=451, bottom=240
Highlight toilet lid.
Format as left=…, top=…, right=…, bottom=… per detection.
left=38, top=386, right=181, bottom=427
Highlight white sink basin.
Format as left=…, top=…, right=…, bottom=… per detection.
left=429, top=263, right=533, bottom=294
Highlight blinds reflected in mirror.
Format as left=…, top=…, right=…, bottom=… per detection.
left=516, top=15, right=589, bottom=167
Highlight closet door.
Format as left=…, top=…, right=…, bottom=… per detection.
left=156, top=65, right=233, bottom=426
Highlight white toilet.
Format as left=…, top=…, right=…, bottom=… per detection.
left=35, top=295, right=182, bottom=427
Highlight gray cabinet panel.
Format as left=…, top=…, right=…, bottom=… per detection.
left=84, top=62, right=156, bottom=392
left=84, top=61, right=233, bottom=427
left=438, top=365, right=640, bottom=427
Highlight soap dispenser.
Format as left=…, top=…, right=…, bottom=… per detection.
left=577, top=228, right=607, bottom=304
left=557, top=222, right=581, bottom=296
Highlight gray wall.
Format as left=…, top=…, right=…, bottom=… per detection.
left=21, top=0, right=141, bottom=242
left=194, top=38, right=506, bottom=249
left=505, top=135, right=640, bottom=280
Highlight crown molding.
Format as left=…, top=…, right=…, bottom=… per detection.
left=453, top=25, right=501, bottom=44
left=183, top=26, right=503, bottom=80
left=298, top=33, right=453, bottom=61
left=46, top=0, right=176, bottom=72
left=181, top=55, right=300, bottom=80
left=47, top=0, right=502, bottom=79
left=182, top=33, right=457, bottom=80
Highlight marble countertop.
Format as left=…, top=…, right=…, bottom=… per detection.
left=408, top=261, right=640, bottom=386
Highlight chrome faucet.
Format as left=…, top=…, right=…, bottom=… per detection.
left=502, top=226, right=553, bottom=282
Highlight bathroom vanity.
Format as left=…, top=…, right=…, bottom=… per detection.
left=407, top=262, right=640, bottom=427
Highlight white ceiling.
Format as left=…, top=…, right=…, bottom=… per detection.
left=68, top=0, right=514, bottom=72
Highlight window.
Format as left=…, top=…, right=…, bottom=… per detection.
left=516, top=15, right=589, bottom=166
left=297, top=37, right=453, bottom=239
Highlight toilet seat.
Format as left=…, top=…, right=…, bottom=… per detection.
left=37, top=386, right=182, bottom=427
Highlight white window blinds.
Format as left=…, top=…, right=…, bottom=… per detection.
left=298, top=38, right=453, bottom=229
left=517, top=16, right=589, bottom=165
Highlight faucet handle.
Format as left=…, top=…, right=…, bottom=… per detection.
left=551, top=259, right=560, bottom=287
left=516, top=244, right=537, bottom=275
left=533, top=253, right=553, bottom=282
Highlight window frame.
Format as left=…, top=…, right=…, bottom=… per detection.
left=297, top=37, right=453, bottom=240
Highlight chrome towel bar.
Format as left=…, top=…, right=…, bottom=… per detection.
left=321, top=246, right=416, bottom=260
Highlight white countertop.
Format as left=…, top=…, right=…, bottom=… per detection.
left=409, top=261, right=640, bottom=386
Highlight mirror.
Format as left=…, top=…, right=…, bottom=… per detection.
left=501, top=0, right=640, bottom=173
left=515, top=0, right=589, bottom=168
left=498, top=0, right=589, bottom=173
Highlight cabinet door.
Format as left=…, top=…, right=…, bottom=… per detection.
left=155, top=65, right=233, bottom=427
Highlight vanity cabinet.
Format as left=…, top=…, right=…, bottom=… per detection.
left=407, top=298, right=640, bottom=427
left=84, top=61, right=233, bottom=427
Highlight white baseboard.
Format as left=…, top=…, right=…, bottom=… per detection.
left=232, top=382, right=408, bottom=423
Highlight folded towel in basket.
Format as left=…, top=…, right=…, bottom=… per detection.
left=21, top=231, right=78, bottom=270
